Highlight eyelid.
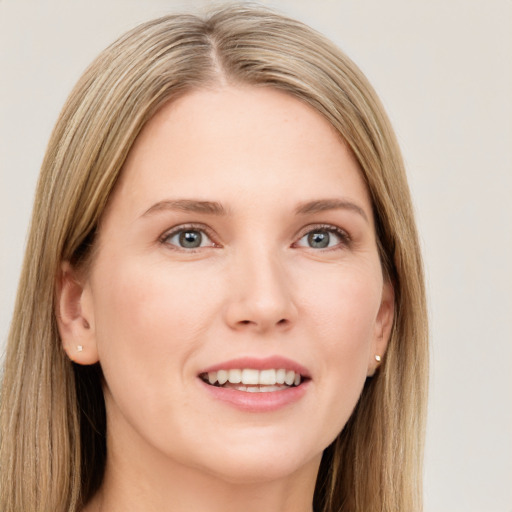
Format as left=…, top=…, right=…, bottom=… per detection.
left=293, top=223, right=352, bottom=249
left=159, top=223, right=220, bottom=250
left=158, top=222, right=350, bottom=251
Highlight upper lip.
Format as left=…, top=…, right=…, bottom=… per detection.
left=199, top=356, right=311, bottom=378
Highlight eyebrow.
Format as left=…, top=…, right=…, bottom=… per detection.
left=294, top=199, right=369, bottom=223
left=142, top=197, right=368, bottom=222
left=142, top=199, right=227, bottom=217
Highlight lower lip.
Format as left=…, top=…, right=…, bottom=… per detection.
left=199, top=379, right=310, bottom=412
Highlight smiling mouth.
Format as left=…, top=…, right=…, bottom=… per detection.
left=199, top=368, right=306, bottom=392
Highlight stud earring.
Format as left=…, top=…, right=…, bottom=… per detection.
left=375, top=354, right=382, bottom=363
left=77, top=345, right=83, bottom=352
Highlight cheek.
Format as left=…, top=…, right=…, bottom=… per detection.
left=300, top=262, right=382, bottom=350
left=88, top=257, right=225, bottom=456
left=299, top=265, right=382, bottom=436
left=90, top=257, right=218, bottom=388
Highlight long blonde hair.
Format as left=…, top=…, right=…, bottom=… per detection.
left=0, top=4, right=428, bottom=511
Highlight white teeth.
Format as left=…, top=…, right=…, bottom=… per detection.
left=217, top=370, right=228, bottom=385
left=284, top=370, right=295, bottom=386
left=259, top=369, right=276, bottom=385
left=234, top=385, right=289, bottom=393
left=241, top=369, right=259, bottom=385
left=259, top=385, right=282, bottom=393
left=203, top=368, right=304, bottom=390
left=228, top=369, right=242, bottom=384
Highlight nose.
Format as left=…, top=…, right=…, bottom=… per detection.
left=223, top=249, right=298, bottom=334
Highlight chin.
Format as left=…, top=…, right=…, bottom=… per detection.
left=206, top=455, right=318, bottom=485
left=188, top=434, right=323, bottom=485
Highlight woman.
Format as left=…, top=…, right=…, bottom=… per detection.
left=0, top=4, right=428, bottom=512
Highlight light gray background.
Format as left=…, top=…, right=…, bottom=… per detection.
left=1, top=1, right=511, bottom=511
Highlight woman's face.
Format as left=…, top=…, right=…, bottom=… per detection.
left=74, top=86, right=393, bottom=483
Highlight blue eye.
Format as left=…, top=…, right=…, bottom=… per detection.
left=296, top=227, right=348, bottom=249
left=163, top=228, right=215, bottom=249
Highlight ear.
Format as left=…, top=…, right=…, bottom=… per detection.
left=367, top=280, right=395, bottom=377
left=56, top=261, right=99, bottom=365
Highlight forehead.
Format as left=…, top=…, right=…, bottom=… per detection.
left=108, top=85, right=373, bottom=220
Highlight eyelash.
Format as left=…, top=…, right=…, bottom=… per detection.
left=293, top=224, right=351, bottom=251
left=159, top=224, right=219, bottom=252
left=159, top=223, right=351, bottom=252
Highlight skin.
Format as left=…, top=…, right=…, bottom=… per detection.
left=57, top=85, right=394, bottom=512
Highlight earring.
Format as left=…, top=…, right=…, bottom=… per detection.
left=375, top=354, right=381, bottom=363
left=77, top=345, right=83, bottom=352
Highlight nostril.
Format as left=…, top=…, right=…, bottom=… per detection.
left=237, top=318, right=288, bottom=328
